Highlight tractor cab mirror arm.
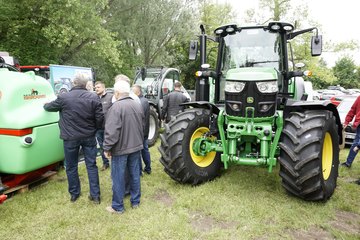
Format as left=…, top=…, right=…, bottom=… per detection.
left=286, top=70, right=312, bottom=79
left=197, top=70, right=217, bottom=78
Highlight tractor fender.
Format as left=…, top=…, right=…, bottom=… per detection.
left=284, top=99, right=343, bottom=145
left=181, top=101, right=221, bottom=115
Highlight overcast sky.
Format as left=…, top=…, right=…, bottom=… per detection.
left=217, top=0, right=360, bottom=66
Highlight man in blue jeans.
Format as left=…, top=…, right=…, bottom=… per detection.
left=132, top=84, right=151, bottom=175
left=341, top=95, right=360, bottom=169
left=44, top=74, right=104, bottom=203
left=104, top=79, right=144, bottom=214
left=94, top=81, right=113, bottom=170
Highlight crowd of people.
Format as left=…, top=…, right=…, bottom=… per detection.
left=43, top=73, right=189, bottom=214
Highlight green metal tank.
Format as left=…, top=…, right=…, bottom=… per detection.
left=0, top=69, right=64, bottom=174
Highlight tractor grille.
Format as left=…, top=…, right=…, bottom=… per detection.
left=225, top=81, right=277, bottom=118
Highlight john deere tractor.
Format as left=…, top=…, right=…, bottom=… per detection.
left=159, top=22, right=342, bottom=201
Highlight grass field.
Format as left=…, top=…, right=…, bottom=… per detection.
left=0, top=142, right=359, bottom=240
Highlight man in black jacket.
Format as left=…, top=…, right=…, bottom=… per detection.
left=132, top=84, right=151, bottom=174
left=94, top=81, right=113, bottom=170
left=44, top=74, right=104, bottom=204
left=161, top=81, right=189, bottom=123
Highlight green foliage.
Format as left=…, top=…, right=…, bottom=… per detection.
left=0, top=0, right=121, bottom=81
left=333, top=55, right=359, bottom=88
left=305, top=58, right=337, bottom=89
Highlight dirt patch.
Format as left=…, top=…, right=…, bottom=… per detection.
left=152, top=189, right=174, bottom=207
left=190, top=211, right=238, bottom=232
left=287, top=226, right=333, bottom=240
left=329, top=210, right=360, bottom=235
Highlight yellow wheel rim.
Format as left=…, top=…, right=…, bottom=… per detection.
left=190, top=127, right=216, bottom=167
left=322, top=132, right=333, bottom=180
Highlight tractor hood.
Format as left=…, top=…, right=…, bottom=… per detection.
left=226, top=67, right=278, bottom=81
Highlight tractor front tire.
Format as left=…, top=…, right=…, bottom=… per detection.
left=148, top=105, right=159, bottom=147
left=279, top=110, right=339, bottom=201
left=158, top=108, right=222, bottom=185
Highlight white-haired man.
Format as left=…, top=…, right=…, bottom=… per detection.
left=103, top=79, right=144, bottom=214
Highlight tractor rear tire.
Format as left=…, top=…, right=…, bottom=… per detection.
left=158, top=108, right=222, bottom=185
left=148, top=105, right=159, bottom=147
left=279, top=110, right=339, bottom=201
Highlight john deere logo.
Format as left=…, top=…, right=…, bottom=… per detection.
left=247, top=97, right=254, bottom=103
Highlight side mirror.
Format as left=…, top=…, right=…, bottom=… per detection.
left=141, top=67, right=146, bottom=80
left=311, top=35, right=322, bottom=56
left=189, top=40, right=198, bottom=60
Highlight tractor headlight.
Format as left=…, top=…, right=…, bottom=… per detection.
left=256, top=81, right=278, bottom=93
left=225, top=81, right=245, bottom=93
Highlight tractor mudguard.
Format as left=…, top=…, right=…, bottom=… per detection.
left=181, top=101, right=221, bottom=115
left=284, top=99, right=343, bottom=145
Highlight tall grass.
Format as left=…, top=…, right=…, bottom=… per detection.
left=0, top=144, right=359, bottom=240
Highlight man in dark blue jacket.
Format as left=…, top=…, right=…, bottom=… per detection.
left=44, top=74, right=104, bottom=204
left=132, top=84, right=151, bottom=174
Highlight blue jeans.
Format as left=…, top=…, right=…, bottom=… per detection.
left=346, top=126, right=360, bottom=166
left=63, top=137, right=100, bottom=198
left=96, top=130, right=109, bottom=166
left=140, top=139, right=151, bottom=173
left=111, top=151, right=141, bottom=212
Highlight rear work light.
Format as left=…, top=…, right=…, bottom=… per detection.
left=0, top=128, right=33, bottom=136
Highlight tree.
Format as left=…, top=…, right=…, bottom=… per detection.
left=105, top=0, right=198, bottom=77
left=0, top=0, right=121, bottom=82
left=332, top=56, right=359, bottom=88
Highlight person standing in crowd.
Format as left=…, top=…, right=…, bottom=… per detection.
left=341, top=95, right=360, bottom=170
left=113, top=74, right=141, bottom=195
left=104, top=80, right=144, bottom=214
left=353, top=144, right=360, bottom=185
left=44, top=74, right=103, bottom=204
left=112, top=74, right=140, bottom=104
left=161, top=81, right=189, bottom=123
left=132, top=84, right=151, bottom=175
left=94, top=81, right=113, bottom=171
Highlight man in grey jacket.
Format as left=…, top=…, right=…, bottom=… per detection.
left=103, top=80, right=144, bottom=214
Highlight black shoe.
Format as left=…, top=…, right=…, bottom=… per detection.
left=355, top=179, right=360, bottom=185
left=70, top=195, right=79, bottom=202
left=88, top=195, right=101, bottom=204
left=144, top=170, right=151, bottom=175
left=340, top=162, right=351, bottom=168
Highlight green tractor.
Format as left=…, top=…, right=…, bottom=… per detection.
left=159, top=22, right=342, bottom=201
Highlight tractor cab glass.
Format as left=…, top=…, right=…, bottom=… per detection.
left=219, top=28, right=282, bottom=101
left=134, top=70, right=161, bottom=95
